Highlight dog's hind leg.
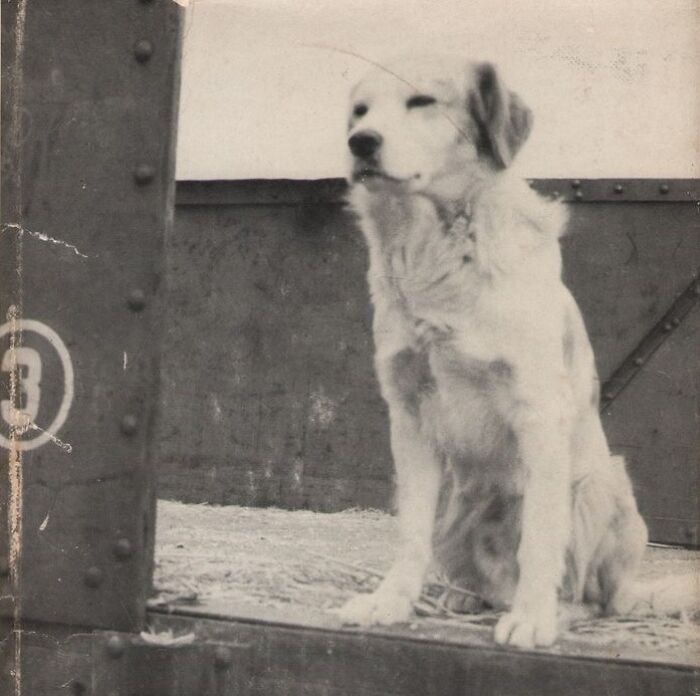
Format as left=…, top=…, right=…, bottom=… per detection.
left=570, top=456, right=647, bottom=613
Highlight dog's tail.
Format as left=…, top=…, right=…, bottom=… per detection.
left=621, top=573, right=700, bottom=617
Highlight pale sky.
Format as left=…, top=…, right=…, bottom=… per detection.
left=175, top=0, right=699, bottom=180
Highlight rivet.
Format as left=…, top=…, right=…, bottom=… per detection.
left=603, top=391, right=614, bottom=401
left=214, top=646, right=232, bottom=670
left=133, top=39, right=153, bottom=64
left=133, top=163, right=155, bottom=185
left=127, top=289, right=146, bottom=312
left=613, top=184, right=624, bottom=194
left=120, top=414, right=138, bottom=436
left=571, top=180, right=581, bottom=189
left=114, top=538, right=133, bottom=560
left=106, top=635, right=126, bottom=659
left=659, top=183, right=669, bottom=195
left=662, top=322, right=673, bottom=332
left=633, top=357, right=644, bottom=366
left=574, top=191, right=583, bottom=201
left=671, top=317, right=681, bottom=327
left=84, top=566, right=104, bottom=588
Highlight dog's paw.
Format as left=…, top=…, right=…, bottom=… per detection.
left=494, top=607, right=558, bottom=648
left=335, top=590, right=414, bottom=626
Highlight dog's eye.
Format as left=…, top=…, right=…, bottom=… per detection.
left=406, top=95, right=437, bottom=109
left=353, top=103, right=368, bottom=118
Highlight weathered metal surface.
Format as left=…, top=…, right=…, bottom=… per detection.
left=603, top=302, right=700, bottom=545
left=0, top=0, right=181, bottom=631
left=0, top=619, right=94, bottom=696
left=156, top=202, right=393, bottom=512
left=148, top=612, right=699, bottom=696
left=159, top=180, right=699, bottom=545
left=0, top=620, right=248, bottom=696
left=92, top=631, right=249, bottom=696
left=2, top=611, right=696, bottom=696
left=600, top=275, right=700, bottom=410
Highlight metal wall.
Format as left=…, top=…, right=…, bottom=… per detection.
left=156, top=179, right=699, bottom=546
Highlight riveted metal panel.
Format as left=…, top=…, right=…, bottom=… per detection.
left=560, top=202, right=700, bottom=379
left=159, top=182, right=699, bottom=547
left=91, top=631, right=250, bottom=696
left=156, top=202, right=393, bottom=512
left=0, top=0, right=181, bottom=630
left=603, top=302, right=700, bottom=546
left=147, top=613, right=698, bottom=696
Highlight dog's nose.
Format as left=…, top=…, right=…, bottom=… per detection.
left=348, top=130, right=382, bottom=159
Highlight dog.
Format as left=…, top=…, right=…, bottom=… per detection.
left=337, top=54, right=697, bottom=648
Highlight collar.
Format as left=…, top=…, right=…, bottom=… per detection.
left=443, top=202, right=472, bottom=238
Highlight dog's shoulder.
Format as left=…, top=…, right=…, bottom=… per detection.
left=470, top=174, right=568, bottom=280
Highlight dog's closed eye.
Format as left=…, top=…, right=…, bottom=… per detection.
left=406, top=95, right=437, bottom=109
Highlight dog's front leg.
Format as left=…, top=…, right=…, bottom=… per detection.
left=337, top=408, right=442, bottom=626
left=494, top=391, right=573, bottom=648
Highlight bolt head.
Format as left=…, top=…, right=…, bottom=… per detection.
left=659, top=183, right=669, bottom=194
left=571, top=180, right=581, bottom=189
left=106, top=635, right=126, bottom=659
left=214, top=646, right=232, bottom=670
left=127, top=289, right=147, bottom=312
left=133, top=39, right=154, bottom=63
left=84, top=566, right=104, bottom=588
left=120, top=414, right=139, bottom=436
left=613, top=184, right=624, bottom=194
left=662, top=322, right=673, bottom=332
left=114, top=538, right=133, bottom=560
left=574, top=191, right=583, bottom=201
left=603, top=391, right=614, bottom=401
left=133, top=163, right=156, bottom=185
left=633, top=357, right=644, bottom=366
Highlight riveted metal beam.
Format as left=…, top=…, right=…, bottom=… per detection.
left=600, top=274, right=700, bottom=411
left=0, top=0, right=182, bottom=632
left=174, top=178, right=700, bottom=206
left=528, top=179, right=700, bottom=203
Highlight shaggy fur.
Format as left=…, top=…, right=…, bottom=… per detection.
left=336, top=55, right=697, bottom=648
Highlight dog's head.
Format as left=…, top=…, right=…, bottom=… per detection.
left=347, top=56, right=532, bottom=198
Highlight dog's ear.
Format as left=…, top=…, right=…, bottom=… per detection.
left=468, top=62, right=532, bottom=169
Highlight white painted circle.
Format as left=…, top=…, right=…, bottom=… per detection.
left=0, top=319, right=75, bottom=451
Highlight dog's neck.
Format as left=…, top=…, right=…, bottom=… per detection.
left=424, top=195, right=473, bottom=235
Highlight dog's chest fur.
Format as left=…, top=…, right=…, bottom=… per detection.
left=354, top=191, right=521, bottom=471
left=362, top=192, right=481, bottom=328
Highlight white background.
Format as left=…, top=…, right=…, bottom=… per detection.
left=175, top=0, right=699, bottom=180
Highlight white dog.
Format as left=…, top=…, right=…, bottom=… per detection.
left=337, top=54, right=696, bottom=648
